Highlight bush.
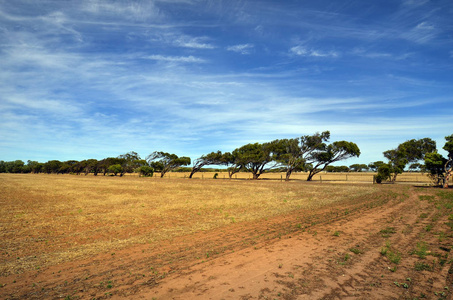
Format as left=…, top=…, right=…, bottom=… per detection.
left=376, top=164, right=391, bottom=183
left=108, top=164, right=123, bottom=176
left=138, top=166, right=154, bottom=177
left=375, top=174, right=383, bottom=184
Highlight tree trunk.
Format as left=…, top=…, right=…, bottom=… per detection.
left=285, top=170, right=292, bottom=181
left=444, top=159, right=452, bottom=188
left=189, top=169, right=196, bottom=178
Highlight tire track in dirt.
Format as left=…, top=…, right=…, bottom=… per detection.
left=142, top=187, right=453, bottom=300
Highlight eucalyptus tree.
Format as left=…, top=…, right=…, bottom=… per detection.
left=306, top=141, right=361, bottom=181
left=189, top=151, right=224, bottom=178
left=276, top=131, right=330, bottom=181
left=221, top=151, right=243, bottom=179
left=379, top=138, right=436, bottom=183
left=424, top=134, right=453, bottom=188
left=118, top=151, right=146, bottom=176
left=146, top=151, right=191, bottom=178
left=231, top=141, right=282, bottom=179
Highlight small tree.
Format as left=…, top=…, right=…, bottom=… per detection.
left=444, top=134, right=453, bottom=188
left=219, top=151, right=243, bottom=179
left=424, top=134, right=453, bottom=188
left=424, top=152, right=446, bottom=186
left=137, top=166, right=154, bottom=177
left=108, top=164, right=123, bottom=176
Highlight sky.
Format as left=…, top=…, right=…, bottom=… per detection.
left=1, top=0, right=452, bottom=166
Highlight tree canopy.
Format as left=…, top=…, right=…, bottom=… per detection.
left=379, top=138, right=436, bottom=183
left=424, top=134, right=453, bottom=188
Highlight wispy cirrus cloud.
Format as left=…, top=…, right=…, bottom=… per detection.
left=173, top=35, right=216, bottom=49
left=0, top=0, right=451, bottom=164
left=402, top=21, right=438, bottom=44
left=226, top=43, right=254, bottom=54
left=146, top=54, right=206, bottom=63
left=290, top=46, right=339, bottom=58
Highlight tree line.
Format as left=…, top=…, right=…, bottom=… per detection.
left=1, top=132, right=451, bottom=187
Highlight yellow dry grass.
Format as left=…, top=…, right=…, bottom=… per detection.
left=0, top=173, right=390, bottom=275
left=158, top=171, right=434, bottom=184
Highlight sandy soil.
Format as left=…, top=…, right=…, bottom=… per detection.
left=2, top=185, right=452, bottom=300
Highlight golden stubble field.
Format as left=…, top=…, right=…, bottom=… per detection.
left=1, top=173, right=452, bottom=300
left=0, top=173, right=380, bottom=275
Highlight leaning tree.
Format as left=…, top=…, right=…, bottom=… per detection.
left=146, top=151, right=191, bottom=178
left=276, top=131, right=331, bottom=181
left=306, top=140, right=361, bottom=181
left=189, top=151, right=224, bottom=178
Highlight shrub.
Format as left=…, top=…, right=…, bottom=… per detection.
left=138, top=166, right=154, bottom=177
left=108, top=164, right=123, bottom=176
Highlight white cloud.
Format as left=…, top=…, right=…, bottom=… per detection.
left=173, top=36, right=216, bottom=49
left=226, top=43, right=254, bottom=54
left=80, top=0, right=161, bottom=22
left=146, top=54, right=206, bottom=63
left=290, top=46, right=338, bottom=58
left=402, top=21, right=438, bottom=44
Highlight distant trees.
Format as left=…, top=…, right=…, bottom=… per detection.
left=5, top=133, right=450, bottom=186
left=349, top=164, right=369, bottom=172
left=326, top=165, right=350, bottom=172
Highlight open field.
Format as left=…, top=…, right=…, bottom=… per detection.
left=1, top=174, right=453, bottom=299
left=159, top=171, right=437, bottom=184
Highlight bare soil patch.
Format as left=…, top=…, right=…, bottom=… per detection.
left=1, top=174, right=452, bottom=299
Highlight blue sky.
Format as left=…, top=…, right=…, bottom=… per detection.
left=1, top=0, right=452, bottom=165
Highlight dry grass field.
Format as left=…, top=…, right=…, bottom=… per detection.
left=0, top=173, right=380, bottom=274
left=166, top=171, right=435, bottom=184
left=1, top=173, right=452, bottom=299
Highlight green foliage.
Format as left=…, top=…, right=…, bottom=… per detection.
left=146, top=151, right=191, bottom=178
left=414, top=262, right=433, bottom=271
left=325, top=165, right=350, bottom=172
left=190, top=151, right=225, bottom=178
left=305, top=136, right=361, bottom=181
left=425, top=152, right=446, bottom=185
left=376, top=164, right=391, bottom=183
left=424, top=134, right=453, bottom=187
left=349, top=164, right=369, bottom=172
left=411, top=241, right=429, bottom=259
left=108, top=164, right=123, bottom=176
left=138, top=166, right=154, bottom=177
left=383, top=138, right=436, bottom=182
left=231, top=141, right=281, bottom=179
left=368, top=161, right=385, bottom=172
